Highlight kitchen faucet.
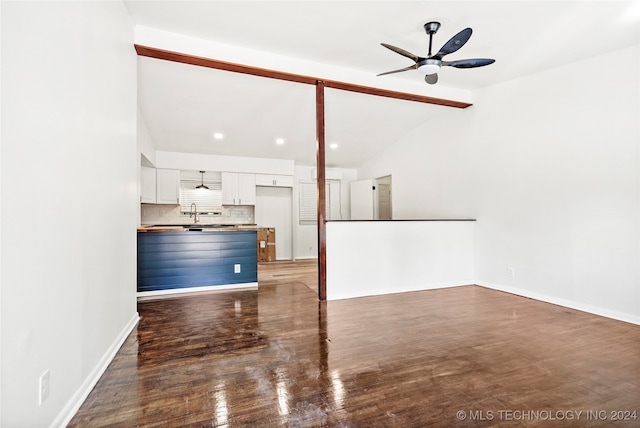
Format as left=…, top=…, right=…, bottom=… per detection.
left=189, top=203, right=199, bottom=224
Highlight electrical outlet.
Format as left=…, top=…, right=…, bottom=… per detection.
left=234, top=264, right=241, bottom=273
left=39, top=369, right=50, bottom=405
left=507, top=267, right=516, bottom=278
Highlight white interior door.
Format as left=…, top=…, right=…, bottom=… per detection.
left=255, top=186, right=293, bottom=260
left=350, top=179, right=375, bottom=220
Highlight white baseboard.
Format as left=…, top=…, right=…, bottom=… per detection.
left=327, top=281, right=473, bottom=301
left=137, top=282, right=258, bottom=298
left=477, top=281, right=640, bottom=326
left=53, top=312, right=140, bottom=428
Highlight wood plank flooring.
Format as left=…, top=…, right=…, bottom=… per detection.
left=256, top=259, right=318, bottom=293
left=69, top=261, right=640, bottom=427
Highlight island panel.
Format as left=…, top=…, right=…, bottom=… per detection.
left=137, top=230, right=257, bottom=292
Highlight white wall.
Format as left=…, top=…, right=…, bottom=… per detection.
left=358, top=45, right=640, bottom=324
left=471, top=46, right=640, bottom=323
left=1, top=2, right=139, bottom=426
left=137, top=110, right=155, bottom=226
left=138, top=107, right=156, bottom=166
left=357, top=104, right=474, bottom=220
left=0, top=3, right=3, bottom=421
left=155, top=150, right=294, bottom=175
left=326, top=221, right=475, bottom=300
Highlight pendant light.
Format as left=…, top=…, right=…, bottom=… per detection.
left=196, top=171, right=209, bottom=189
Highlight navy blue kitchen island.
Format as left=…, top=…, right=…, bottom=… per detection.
left=137, top=228, right=258, bottom=296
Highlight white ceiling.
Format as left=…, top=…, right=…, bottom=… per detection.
left=128, top=1, right=640, bottom=168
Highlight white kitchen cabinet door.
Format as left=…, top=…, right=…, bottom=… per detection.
left=255, top=174, right=294, bottom=188
left=238, top=173, right=256, bottom=205
left=156, top=169, right=180, bottom=204
left=221, top=172, right=238, bottom=205
left=254, top=174, right=274, bottom=187
left=222, top=172, right=256, bottom=205
left=141, top=166, right=157, bottom=203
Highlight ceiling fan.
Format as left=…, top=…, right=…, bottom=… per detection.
left=378, top=21, right=495, bottom=85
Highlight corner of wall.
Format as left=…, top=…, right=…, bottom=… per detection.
left=137, top=107, right=157, bottom=167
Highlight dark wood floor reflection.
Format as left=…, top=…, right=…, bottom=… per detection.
left=69, top=261, right=640, bottom=427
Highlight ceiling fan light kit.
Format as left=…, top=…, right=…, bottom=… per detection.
left=417, top=59, right=441, bottom=76
left=378, top=21, right=495, bottom=85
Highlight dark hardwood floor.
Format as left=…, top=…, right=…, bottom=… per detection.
left=69, top=261, right=640, bottom=427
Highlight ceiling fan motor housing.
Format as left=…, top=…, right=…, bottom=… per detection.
left=423, top=21, right=441, bottom=35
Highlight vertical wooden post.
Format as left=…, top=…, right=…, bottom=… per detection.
left=316, top=81, right=327, bottom=301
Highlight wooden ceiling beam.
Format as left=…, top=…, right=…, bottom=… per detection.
left=134, top=45, right=472, bottom=108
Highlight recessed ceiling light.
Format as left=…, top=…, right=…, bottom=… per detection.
left=330, top=143, right=339, bottom=149
left=213, top=132, right=224, bottom=140
left=275, top=138, right=285, bottom=145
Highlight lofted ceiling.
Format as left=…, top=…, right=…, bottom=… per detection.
left=128, top=1, right=640, bottom=168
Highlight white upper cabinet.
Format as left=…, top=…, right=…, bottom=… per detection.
left=255, top=174, right=294, bottom=188
left=221, top=172, right=237, bottom=205
left=238, top=173, right=256, bottom=205
left=141, top=166, right=157, bottom=203
left=222, top=172, right=256, bottom=205
left=156, top=169, right=181, bottom=204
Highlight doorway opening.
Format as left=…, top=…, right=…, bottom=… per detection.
left=375, top=175, right=392, bottom=220
left=255, top=186, right=293, bottom=260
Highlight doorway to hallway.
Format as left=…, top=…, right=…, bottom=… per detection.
left=255, top=186, right=293, bottom=260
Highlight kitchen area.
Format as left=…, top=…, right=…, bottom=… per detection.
left=137, top=154, right=296, bottom=297
left=137, top=145, right=357, bottom=297
left=136, top=141, right=476, bottom=304
left=133, top=50, right=427, bottom=300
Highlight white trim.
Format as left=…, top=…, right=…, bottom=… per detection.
left=136, top=282, right=258, bottom=298
left=477, top=281, right=640, bottom=326
left=53, top=313, right=140, bottom=428
left=293, top=256, right=317, bottom=261
left=328, top=281, right=472, bottom=301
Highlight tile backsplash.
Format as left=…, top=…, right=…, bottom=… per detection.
left=141, top=204, right=255, bottom=225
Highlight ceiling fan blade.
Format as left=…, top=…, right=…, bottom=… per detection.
left=425, top=73, right=438, bottom=85
left=381, top=43, right=420, bottom=62
left=434, top=27, right=472, bottom=58
left=443, top=58, right=495, bottom=68
left=377, top=64, right=417, bottom=76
